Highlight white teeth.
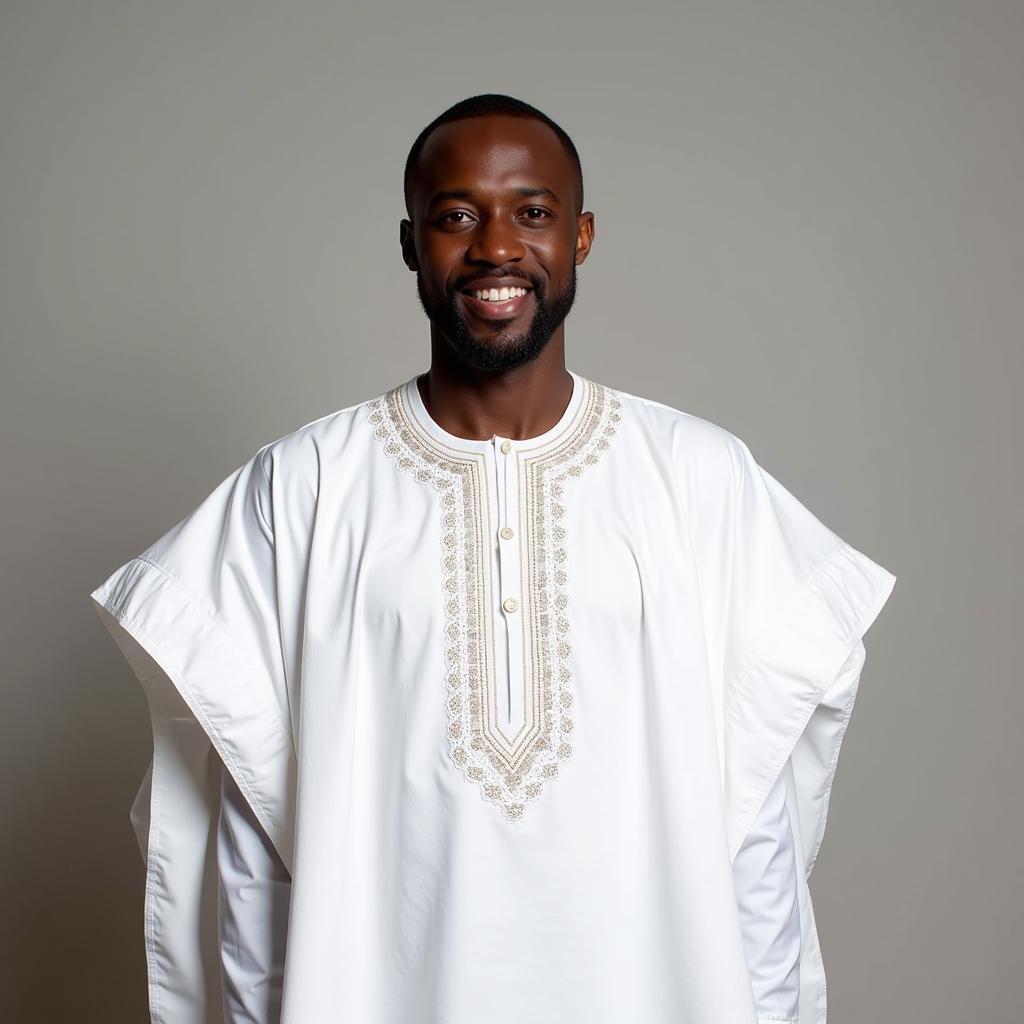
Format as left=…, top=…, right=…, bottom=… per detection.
left=472, top=286, right=527, bottom=301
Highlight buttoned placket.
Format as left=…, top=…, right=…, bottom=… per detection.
left=401, top=369, right=587, bottom=745
left=490, top=434, right=525, bottom=731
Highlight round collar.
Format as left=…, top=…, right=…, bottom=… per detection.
left=402, top=368, right=588, bottom=455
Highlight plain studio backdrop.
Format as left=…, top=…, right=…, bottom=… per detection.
left=1, top=2, right=1020, bottom=1021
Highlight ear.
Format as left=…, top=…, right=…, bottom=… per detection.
left=399, top=219, right=419, bottom=272
left=574, top=211, right=595, bottom=266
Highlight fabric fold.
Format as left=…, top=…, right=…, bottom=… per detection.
left=722, top=539, right=896, bottom=1024
left=92, top=556, right=296, bottom=870
left=91, top=556, right=296, bottom=1024
left=723, top=540, right=895, bottom=866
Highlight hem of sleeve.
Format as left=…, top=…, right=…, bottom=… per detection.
left=90, top=555, right=296, bottom=871
left=724, top=540, right=897, bottom=864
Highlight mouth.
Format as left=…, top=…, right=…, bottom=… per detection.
left=458, top=283, right=534, bottom=322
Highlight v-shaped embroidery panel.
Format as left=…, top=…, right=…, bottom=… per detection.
left=367, top=377, right=622, bottom=822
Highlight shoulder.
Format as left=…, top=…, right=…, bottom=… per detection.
left=255, top=388, right=383, bottom=480
left=239, top=388, right=385, bottom=530
left=601, top=380, right=748, bottom=493
left=258, top=392, right=377, bottom=468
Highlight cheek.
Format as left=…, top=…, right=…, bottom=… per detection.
left=417, top=238, right=461, bottom=283
left=532, top=233, right=575, bottom=275
left=417, top=232, right=462, bottom=264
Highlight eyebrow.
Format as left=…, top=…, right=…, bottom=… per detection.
left=427, top=185, right=562, bottom=209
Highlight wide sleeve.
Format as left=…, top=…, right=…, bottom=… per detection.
left=218, top=762, right=290, bottom=1024
left=716, top=436, right=897, bottom=869
left=732, top=767, right=801, bottom=1024
left=89, top=444, right=297, bottom=1023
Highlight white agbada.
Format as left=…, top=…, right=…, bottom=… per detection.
left=213, top=715, right=806, bottom=1023
left=90, top=368, right=896, bottom=1024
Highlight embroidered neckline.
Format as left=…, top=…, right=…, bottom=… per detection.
left=404, top=368, right=587, bottom=454
left=366, top=373, right=622, bottom=822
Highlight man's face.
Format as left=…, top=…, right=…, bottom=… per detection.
left=401, top=115, right=594, bottom=374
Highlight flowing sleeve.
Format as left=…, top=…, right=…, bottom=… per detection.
left=733, top=766, right=802, bottom=1024
left=218, top=762, right=290, bottom=1024
left=715, top=436, right=897, bottom=869
left=693, top=434, right=897, bottom=1023
left=89, top=445, right=296, bottom=1023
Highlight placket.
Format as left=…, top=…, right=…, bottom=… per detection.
left=490, top=434, right=525, bottom=731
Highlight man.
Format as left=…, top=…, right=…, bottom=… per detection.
left=90, top=94, right=896, bottom=1024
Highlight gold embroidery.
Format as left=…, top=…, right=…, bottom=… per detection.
left=367, top=376, right=622, bottom=821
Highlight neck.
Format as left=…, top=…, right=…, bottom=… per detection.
left=419, top=335, right=573, bottom=442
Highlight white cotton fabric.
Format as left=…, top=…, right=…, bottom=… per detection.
left=217, top=765, right=290, bottom=1023
left=90, top=368, right=896, bottom=1024
left=216, top=754, right=804, bottom=1024
left=732, top=757, right=803, bottom=1021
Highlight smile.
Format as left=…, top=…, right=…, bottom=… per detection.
left=458, top=286, right=534, bottom=321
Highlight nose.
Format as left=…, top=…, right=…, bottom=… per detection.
left=465, top=214, right=525, bottom=266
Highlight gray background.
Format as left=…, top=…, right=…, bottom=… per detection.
left=2, top=2, right=1020, bottom=1021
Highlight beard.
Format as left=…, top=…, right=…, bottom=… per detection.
left=416, top=266, right=577, bottom=374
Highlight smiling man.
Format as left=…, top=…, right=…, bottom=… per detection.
left=406, top=109, right=587, bottom=385
left=90, top=94, right=897, bottom=1024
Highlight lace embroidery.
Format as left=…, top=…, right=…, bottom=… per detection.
left=367, top=377, right=622, bottom=821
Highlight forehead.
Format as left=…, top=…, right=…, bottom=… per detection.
left=411, top=115, right=574, bottom=208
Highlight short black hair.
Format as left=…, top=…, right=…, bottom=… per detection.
left=403, top=93, right=584, bottom=218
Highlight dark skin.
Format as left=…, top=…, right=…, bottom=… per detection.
left=400, top=115, right=595, bottom=441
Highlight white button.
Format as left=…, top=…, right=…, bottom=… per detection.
left=500, top=439, right=512, bottom=454
left=502, top=597, right=518, bottom=613
left=500, top=526, right=514, bottom=540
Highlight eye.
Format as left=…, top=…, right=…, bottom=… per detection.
left=521, top=207, right=551, bottom=220
left=439, top=210, right=473, bottom=225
